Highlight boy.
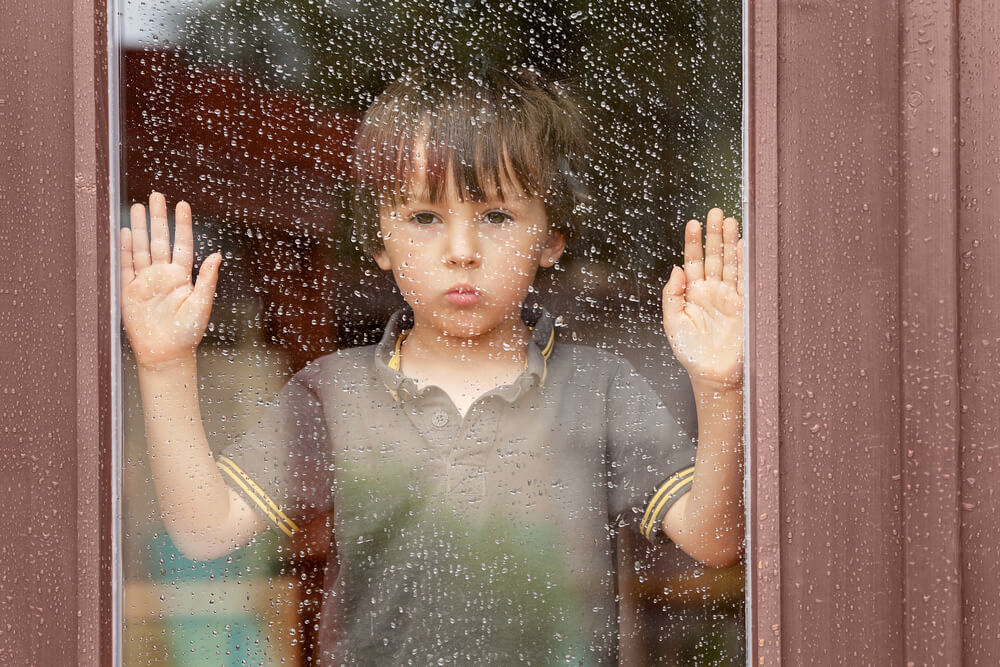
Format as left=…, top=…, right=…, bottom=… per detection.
left=121, top=64, right=744, bottom=664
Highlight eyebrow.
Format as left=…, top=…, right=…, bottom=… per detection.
left=397, top=196, right=526, bottom=211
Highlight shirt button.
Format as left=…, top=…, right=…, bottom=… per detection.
left=431, top=409, right=450, bottom=428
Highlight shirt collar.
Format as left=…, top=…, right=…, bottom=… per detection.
left=373, top=306, right=556, bottom=403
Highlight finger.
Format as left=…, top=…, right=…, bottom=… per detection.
left=120, top=227, right=135, bottom=286
left=129, top=203, right=151, bottom=271
left=736, top=238, right=744, bottom=297
left=173, top=200, right=194, bottom=274
left=148, top=192, right=171, bottom=264
left=662, top=265, right=687, bottom=320
left=722, top=217, right=739, bottom=287
left=190, top=253, right=222, bottom=313
left=704, top=208, right=724, bottom=280
left=684, top=219, right=704, bottom=282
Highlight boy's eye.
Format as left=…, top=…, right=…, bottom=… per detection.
left=410, top=212, right=439, bottom=225
left=483, top=210, right=512, bottom=225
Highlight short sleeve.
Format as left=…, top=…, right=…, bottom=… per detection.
left=606, top=358, right=697, bottom=545
left=217, top=369, right=333, bottom=538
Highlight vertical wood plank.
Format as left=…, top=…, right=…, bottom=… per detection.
left=0, top=0, right=111, bottom=664
left=899, top=1, right=963, bottom=665
left=958, top=1, right=1000, bottom=664
left=767, top=1, right=905, bottom=663
left=74, top=0, right=113, bottom=663
left=0, top=0, right=84, bottom=662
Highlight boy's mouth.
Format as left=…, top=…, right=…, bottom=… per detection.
left=445, top=284, right=481, bottom=306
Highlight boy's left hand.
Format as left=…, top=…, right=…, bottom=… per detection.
left=662, top=208, right=744, bottom=390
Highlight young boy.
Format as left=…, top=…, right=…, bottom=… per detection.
left=121, top=64, right=744, bottom=665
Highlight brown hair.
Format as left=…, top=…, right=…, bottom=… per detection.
left=350, top=64, right=589, bottom=255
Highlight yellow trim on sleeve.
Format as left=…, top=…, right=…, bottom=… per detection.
left=217, top=455, right=299, bottom=538
left=640, top=465, right=696, bottom=539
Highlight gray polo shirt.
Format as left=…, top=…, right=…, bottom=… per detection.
left=218, top=308, right=697, bottom=665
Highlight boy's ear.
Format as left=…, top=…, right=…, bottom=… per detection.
left=539, top=230, right=566, bottom=268
left=373, top=247, right=393, bottom=271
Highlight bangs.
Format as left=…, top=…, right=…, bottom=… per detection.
left=380, top=127, right=541, bottom=209
left=356, top=90, right=554, bottom=210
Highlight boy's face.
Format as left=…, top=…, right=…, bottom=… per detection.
left=373, top=141, right=565, bottom=340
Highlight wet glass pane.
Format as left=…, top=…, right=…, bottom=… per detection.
left=117, top=0, right=744, bottom=663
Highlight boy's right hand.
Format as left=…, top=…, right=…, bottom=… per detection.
left=121, top=192, right=222, bottom=370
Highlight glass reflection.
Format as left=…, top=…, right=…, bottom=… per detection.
left=119, top=0, right=744, bottom=664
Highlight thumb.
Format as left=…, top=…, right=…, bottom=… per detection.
left=662, top=265, right=686, bottom=320
left=191, top=253, right=222, bottom=310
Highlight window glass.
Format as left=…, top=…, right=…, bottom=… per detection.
left=118, top=0, right=744, bottom=663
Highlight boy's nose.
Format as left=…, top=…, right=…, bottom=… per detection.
left=443, top=222, right=481, bottom=268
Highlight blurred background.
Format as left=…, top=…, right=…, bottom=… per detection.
left=118, top=0, right=743, bottom=663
